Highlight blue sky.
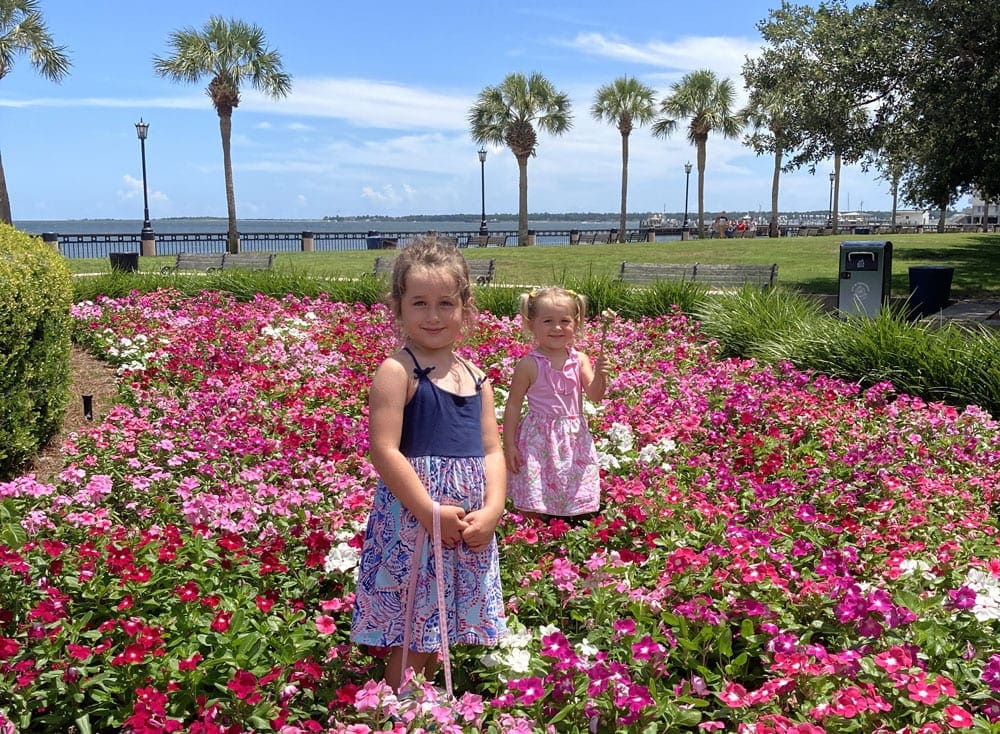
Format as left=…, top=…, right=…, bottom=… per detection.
left=2, top=0, right=938, bottom=222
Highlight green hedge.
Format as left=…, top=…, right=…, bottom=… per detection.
left=0, top=224, right=73, bottom=480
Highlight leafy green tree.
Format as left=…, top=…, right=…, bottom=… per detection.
left=592, top=76, right=657, bottom=241
left=154, top=16, right=291, bottom=253
left=469, top=72, right=572, bottom=245
left=747, top=1, right=880, bottom=234
left=652, top=69, right=741, bottom=239
left=872, top=0, right=1000, bottom=229
left=0, top=0, right=70, bottom=224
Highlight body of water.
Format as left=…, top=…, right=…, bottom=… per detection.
left=15, top=217, right=632, bottom=236
left=16, top=217, right=682, bottom=259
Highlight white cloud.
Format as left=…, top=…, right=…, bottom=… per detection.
left=244, top=78, right=471, bottom=131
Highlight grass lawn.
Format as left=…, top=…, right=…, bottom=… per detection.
left=64, top=231, right=1000, bottom=298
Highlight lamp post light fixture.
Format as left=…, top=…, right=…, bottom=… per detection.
left=682, top=161, right=693, bottom=239
left=478, top=147, right=488, bottom=236
left=135, top=118, right=156, bottom=255
left=827, top=170, right=835, bottom=229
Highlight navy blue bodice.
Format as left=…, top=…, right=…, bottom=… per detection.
left=399, top=347, right=485, bottom=458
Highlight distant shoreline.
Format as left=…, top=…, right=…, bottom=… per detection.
left=17, top=209, right=893, bottom=225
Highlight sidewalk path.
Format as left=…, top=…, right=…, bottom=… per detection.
left=932, top=299, right=1000, bottom=328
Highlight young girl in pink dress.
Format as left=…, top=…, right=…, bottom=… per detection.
left=503, top=286, right=608, bottom=520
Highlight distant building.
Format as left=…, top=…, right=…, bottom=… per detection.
left=964, top=192, right=998, bottom=225
left=894, top=209, right=930, bottom=226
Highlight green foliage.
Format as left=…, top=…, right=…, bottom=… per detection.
left=0, top=223, right=73, bottom=479
left=695, top=287, right=1000, bottom=416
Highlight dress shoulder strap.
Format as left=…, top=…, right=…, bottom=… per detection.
left=402, top=346, right=433, bottom=379
left=455, top=354, right=486, bottom=390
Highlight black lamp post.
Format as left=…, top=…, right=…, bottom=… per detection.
left=135, top=119, right=154, bottom=247
left=682, top=161, right=693, bottom=236
left=478, top=147, right=488, bottom=236
left=827, top=171, right=835, bottom=228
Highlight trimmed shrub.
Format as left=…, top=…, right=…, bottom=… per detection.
left=0, top=224, right=73, bottom=479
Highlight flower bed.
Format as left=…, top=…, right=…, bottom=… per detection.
left=1, top=288, right=999, bottom=732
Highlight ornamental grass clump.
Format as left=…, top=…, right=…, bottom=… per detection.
left=1, top=287, right=998, bottom=732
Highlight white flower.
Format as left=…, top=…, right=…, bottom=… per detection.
left=324, top=542, right=360, bottom=573
left=607, top=422, right=635, bottom=453
left=963, top=568, right=1000, bottom=622
left=576, top=638, right=598, bottom=659
left=898, top=558, right=936, bottom=581
left=595, top=450, right=620, bottom=471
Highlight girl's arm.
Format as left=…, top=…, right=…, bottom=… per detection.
left=579, top=350, right=608, bottom=403
left=501, top=357, right=534, bottom=474
left=369, top=356, right=467, bottom=543
left=463, top=378, right=507, bottom=551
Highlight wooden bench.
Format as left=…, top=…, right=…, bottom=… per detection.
left=625, top=230, right=647, bottom=243
left=160, top=252, right=275, bottom=274
left=617, top=262, right=778, bottom=289
left=373, top=256, right=495, bottom=285
left=161, top=252, right=225, bottom=274
left=221, top=252, right=274, bottom=271
left=466, top=234, right=509, bottom=247
left=581, top=229, right=617, bottom=244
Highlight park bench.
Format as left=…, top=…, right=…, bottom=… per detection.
left=161, top=252, right=226, bottom=274
left=161, top=252, right=275, bottom=274
left=581, top=230, right=617, bottom=244
left=617, top=261, right=778, bottom=289
left=373, top=256, right=495, bottom=285
left=465, top=234, right=509, bottom=247
left=625, top=230, right=647, bottom=243
left=221, top=253, right=274, bottom=271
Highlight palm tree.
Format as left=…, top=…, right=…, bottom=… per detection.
left=592, top=76, right=657, bottom=242
left=469, top=72, right=572, bottom=245
left=0, top=0, right=70, bottom=224
left=154, top=16, right=291, bottom=253
left=652, top=70, right=742, bottom=240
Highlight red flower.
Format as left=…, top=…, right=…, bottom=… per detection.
left=178, top=652, right=203, bottom=671
left=227, top=669, right=260, bottom=702
left=210, top=611, right=232, bottom=633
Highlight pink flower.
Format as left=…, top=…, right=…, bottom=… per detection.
left=315, top=614, right=337, bottom=635
left=943, top=703, right=973, bottom=728
left=509, top=676, right=546, bottom=705
left=718, top=681, right=749, bottom=708
left=906, top=675, right=941, bottom=705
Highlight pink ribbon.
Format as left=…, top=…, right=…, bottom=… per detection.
left=399, top=500, right=453, bottom=698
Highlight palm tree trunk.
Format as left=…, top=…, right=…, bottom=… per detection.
left=770, top=148, right=782, bottom=238
left=219, top=112, right=240, bottom=254
left=0, top=149, right=12, bottom=225
left=696, top=142, right=707, bottom=239
left=619, top=133, right=629, bottom=241
left=516, top=154, right=529, bottom=245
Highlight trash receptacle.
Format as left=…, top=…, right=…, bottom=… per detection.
left=109, top=252, right=139, bottom=272
left=366, top=231, right=383, bottom=250
left=908, top=265, right=954, bottom=317
left=838, top=240, right=892, bottom=317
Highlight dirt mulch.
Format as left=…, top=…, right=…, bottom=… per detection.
left=26, top=345, right=119, bottom=482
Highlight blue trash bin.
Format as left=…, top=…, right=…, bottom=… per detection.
left=366, top=232, right=383, bottom=250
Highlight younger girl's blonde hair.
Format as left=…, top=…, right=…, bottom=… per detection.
left=518, top=286, right=588, bottom=336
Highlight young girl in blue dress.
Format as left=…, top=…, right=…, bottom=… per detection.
left=350, top=237, right=507, bottom=691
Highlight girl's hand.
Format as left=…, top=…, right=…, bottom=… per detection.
left=504, top=445, right=523, bottom=474
left=594, top=352, right=609, bottom=377
left=461, top=509, right=500, bottom=551
left=436, top=504, right=469, bottom=548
